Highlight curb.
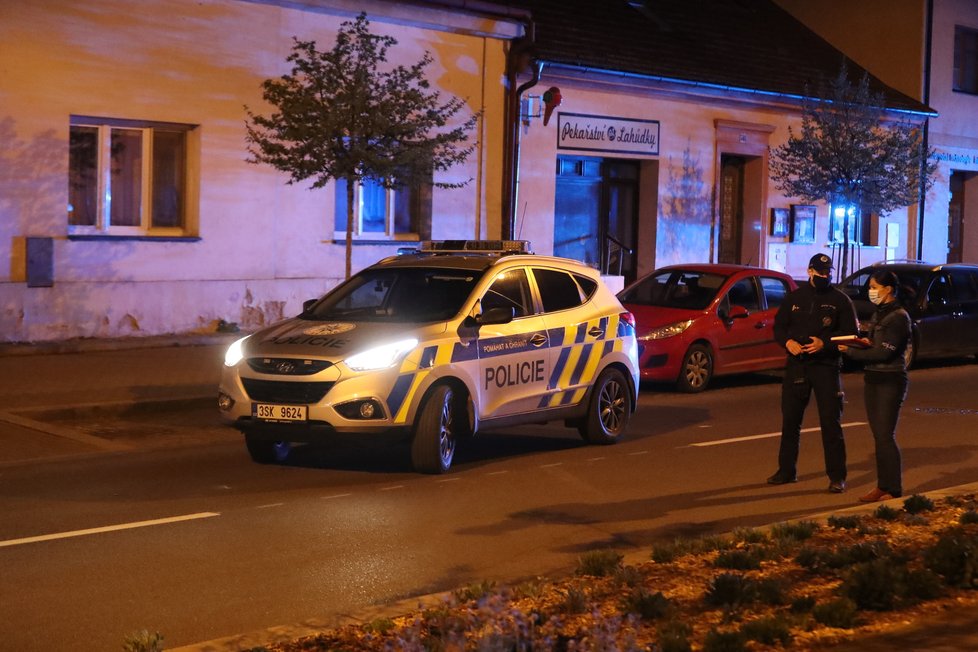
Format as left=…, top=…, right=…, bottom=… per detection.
left=0, top=333, right=242, bottom=357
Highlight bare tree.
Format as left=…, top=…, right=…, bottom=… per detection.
left=770, top=66, right=936, bottom=280
left=245, top=13, right=478, bottom=278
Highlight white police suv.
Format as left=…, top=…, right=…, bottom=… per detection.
left=218, top=241, right=639, bottom=473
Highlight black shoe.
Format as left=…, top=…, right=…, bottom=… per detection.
left=828, top=480, right=847, bottom=494
left=767, top=472, right=797, bottom=485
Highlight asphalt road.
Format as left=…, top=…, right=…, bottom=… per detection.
left=2, top=361, right=978, bottom=650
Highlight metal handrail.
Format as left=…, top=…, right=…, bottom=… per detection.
left=604, top=234, right=633, bottom=276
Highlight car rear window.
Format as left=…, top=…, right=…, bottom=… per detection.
left=760, top=276, right=790, bottom=309
left=619, top=270, right=725, bottom=310
left=533, top=268, right=584, bottom=312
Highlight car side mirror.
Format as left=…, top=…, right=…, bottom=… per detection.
left=724, top=305, right=749, bottom=321
left=477, top=306, right=515, bottom=325
left=302, top=298, right=317, bottom=313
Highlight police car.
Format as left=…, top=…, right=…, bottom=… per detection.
left=218, top=241, right=640, bottom=473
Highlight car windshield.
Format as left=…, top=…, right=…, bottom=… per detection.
left=303, top=267, right=484, bottom=323
left=619, top=270, right=727, bottom=310
left=844, top=269, right=928, bottom=304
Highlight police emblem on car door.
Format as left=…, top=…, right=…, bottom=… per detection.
left=475, top=268, right=551, bottom=418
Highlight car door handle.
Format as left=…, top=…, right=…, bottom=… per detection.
left=754, top=321, right=766, bottom=329
left=588, top=327, right=605, bottom=338
left=530, top=332, right=548, bottom=347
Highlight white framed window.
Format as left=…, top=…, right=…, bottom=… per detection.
left=333, top=176, right=430, bottom=241
left=68, top=116, right=194, bottom=236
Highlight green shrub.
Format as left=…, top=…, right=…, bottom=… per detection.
left=796, top=540, right=891, bottom=572
left=904, top=568, right=945, bottom=602
left=364, top=617, right=397, bottom=634
left=511, top=577, right=548, bottom=600
left=656, top=619, right=693, bottom=652
left=559, top=585, right=590, bottom=614
left=790, top=594, right=816, bottom=613
left=842, top=559, right=907, bottom=610
left=827, top=514, right=862, bottom=530
left=924, top=526, right=978, bottom=588
left=576, top=549, right=623, bottom=577
left=621, top=587, right=673, bottom=620
left=613, top=563, right=644, bottom=588
left=704, top=572, right=786, bottom=609
left=874, top=504, right=901, bottom=521
left=731, top=527, right=768, bottom=544
left=771, top=520, right=819, bottom=542
left=704, top=572, right=755, bottom=608
left=703, top=627, right=747, bottom=652
left=714, top=547, right=764, bottom=570
left=960, top=509, right=978, bottom=525
left=452, top=579, right=496, bottom=603
left=122, top=631, right=164, bottom=652
left=740, top=615, right=792, bottom=645
left=812, top=597, right=858, bottom=628
left=903, top=494, right=935, bottom=515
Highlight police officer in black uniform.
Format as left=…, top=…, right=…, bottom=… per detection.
left=767, top=253, right=859, bottom=493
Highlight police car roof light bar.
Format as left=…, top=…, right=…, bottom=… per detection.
left=417, top=240, right=533, bottom=255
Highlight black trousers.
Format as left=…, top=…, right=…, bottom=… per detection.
left=864, top=370, right=907, bottom=497
left=777, top=360, right=847, bottom=482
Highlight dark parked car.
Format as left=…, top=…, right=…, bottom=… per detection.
left=839, top=261, right=978, bottom=367
left=618, top=264, right=797, bottom=392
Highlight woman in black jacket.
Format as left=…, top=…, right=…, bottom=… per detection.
left=838, top=270, right=912, bottom=502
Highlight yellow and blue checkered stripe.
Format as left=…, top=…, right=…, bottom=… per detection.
left=385, top=313, right=631, bottom=421
left=538, top=314, right=624, bottom=408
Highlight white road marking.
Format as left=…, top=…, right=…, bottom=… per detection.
left=627, top=450, right=650, bottom=456
left=587, top=456, right=606, bottom=462
left=0, top=512, right=220, bottom=548
left=256, top=503, right=284, bottom=509
left=540, top=463, right=563, bottom=468
left=379, top=485, right=404, bottom=491
left=486, top=470, right=509, bottom=476
left=322, top=493, right=353, bottom=500
left=687, top=422, right=868, bottom=448
left=435, top=477, right=461, bottom=483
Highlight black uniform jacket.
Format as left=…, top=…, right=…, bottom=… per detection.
left=843, top=301, right=911, bottom=373
left=773, top=282, right=859, bottom=366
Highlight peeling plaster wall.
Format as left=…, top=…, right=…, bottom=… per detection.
left=0, top=0, right=514, bottom=342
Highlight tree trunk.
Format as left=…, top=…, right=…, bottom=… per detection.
left=345, top=176, right=355, bottom=280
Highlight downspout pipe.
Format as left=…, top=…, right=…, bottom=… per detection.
left=509, top=60, right=543, bottom=239
left=502, top=23, right=538, bottom=240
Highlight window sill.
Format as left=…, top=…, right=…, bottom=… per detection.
left=67, top=234, right=201, bottom=242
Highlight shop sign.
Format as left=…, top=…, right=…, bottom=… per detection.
left=931, top=147, right=978, bottom=167
left=556, top=112, right=659, bottom=156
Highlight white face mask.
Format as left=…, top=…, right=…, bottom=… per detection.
left=868, top=288, right=883, bottom=305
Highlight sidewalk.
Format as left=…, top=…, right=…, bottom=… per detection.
left=0, top=333, right=238, bottom=464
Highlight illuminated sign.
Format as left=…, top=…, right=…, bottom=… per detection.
left=556, top=112, right=659, bottom=156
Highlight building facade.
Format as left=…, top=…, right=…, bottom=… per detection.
left=777, top=0, right=978, bottom=265
left=0, top=0, right=521, bottom=342
left=1, top=0, right=949, bottom=343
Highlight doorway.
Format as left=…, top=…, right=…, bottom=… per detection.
left=718, top=155, right=745, bottom=264
left=948, top=170, right=976, bottom=263
left=554, top=156, right=639, bottom=283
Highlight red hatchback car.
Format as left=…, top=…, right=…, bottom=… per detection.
left=617, top=264, right=797, bottom=392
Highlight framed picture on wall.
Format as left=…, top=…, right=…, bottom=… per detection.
left=770, top=208, right=789, bottom=238
left=791, top=205, right=816, bottom=244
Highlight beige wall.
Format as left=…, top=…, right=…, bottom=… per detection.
left=0, top=0, right=516, bottom=341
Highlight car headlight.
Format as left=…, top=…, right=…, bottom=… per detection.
left=224, top=335, right=249, bottom=367
left=344, top=338, right=419, bottom=372
left=641, top=320, right=694, bottom=340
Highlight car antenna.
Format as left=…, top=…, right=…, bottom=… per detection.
left=517, top=201, right=528, bottom=239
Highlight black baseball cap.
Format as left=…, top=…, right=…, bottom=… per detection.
left=808, top=254, right=833, bottom=274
